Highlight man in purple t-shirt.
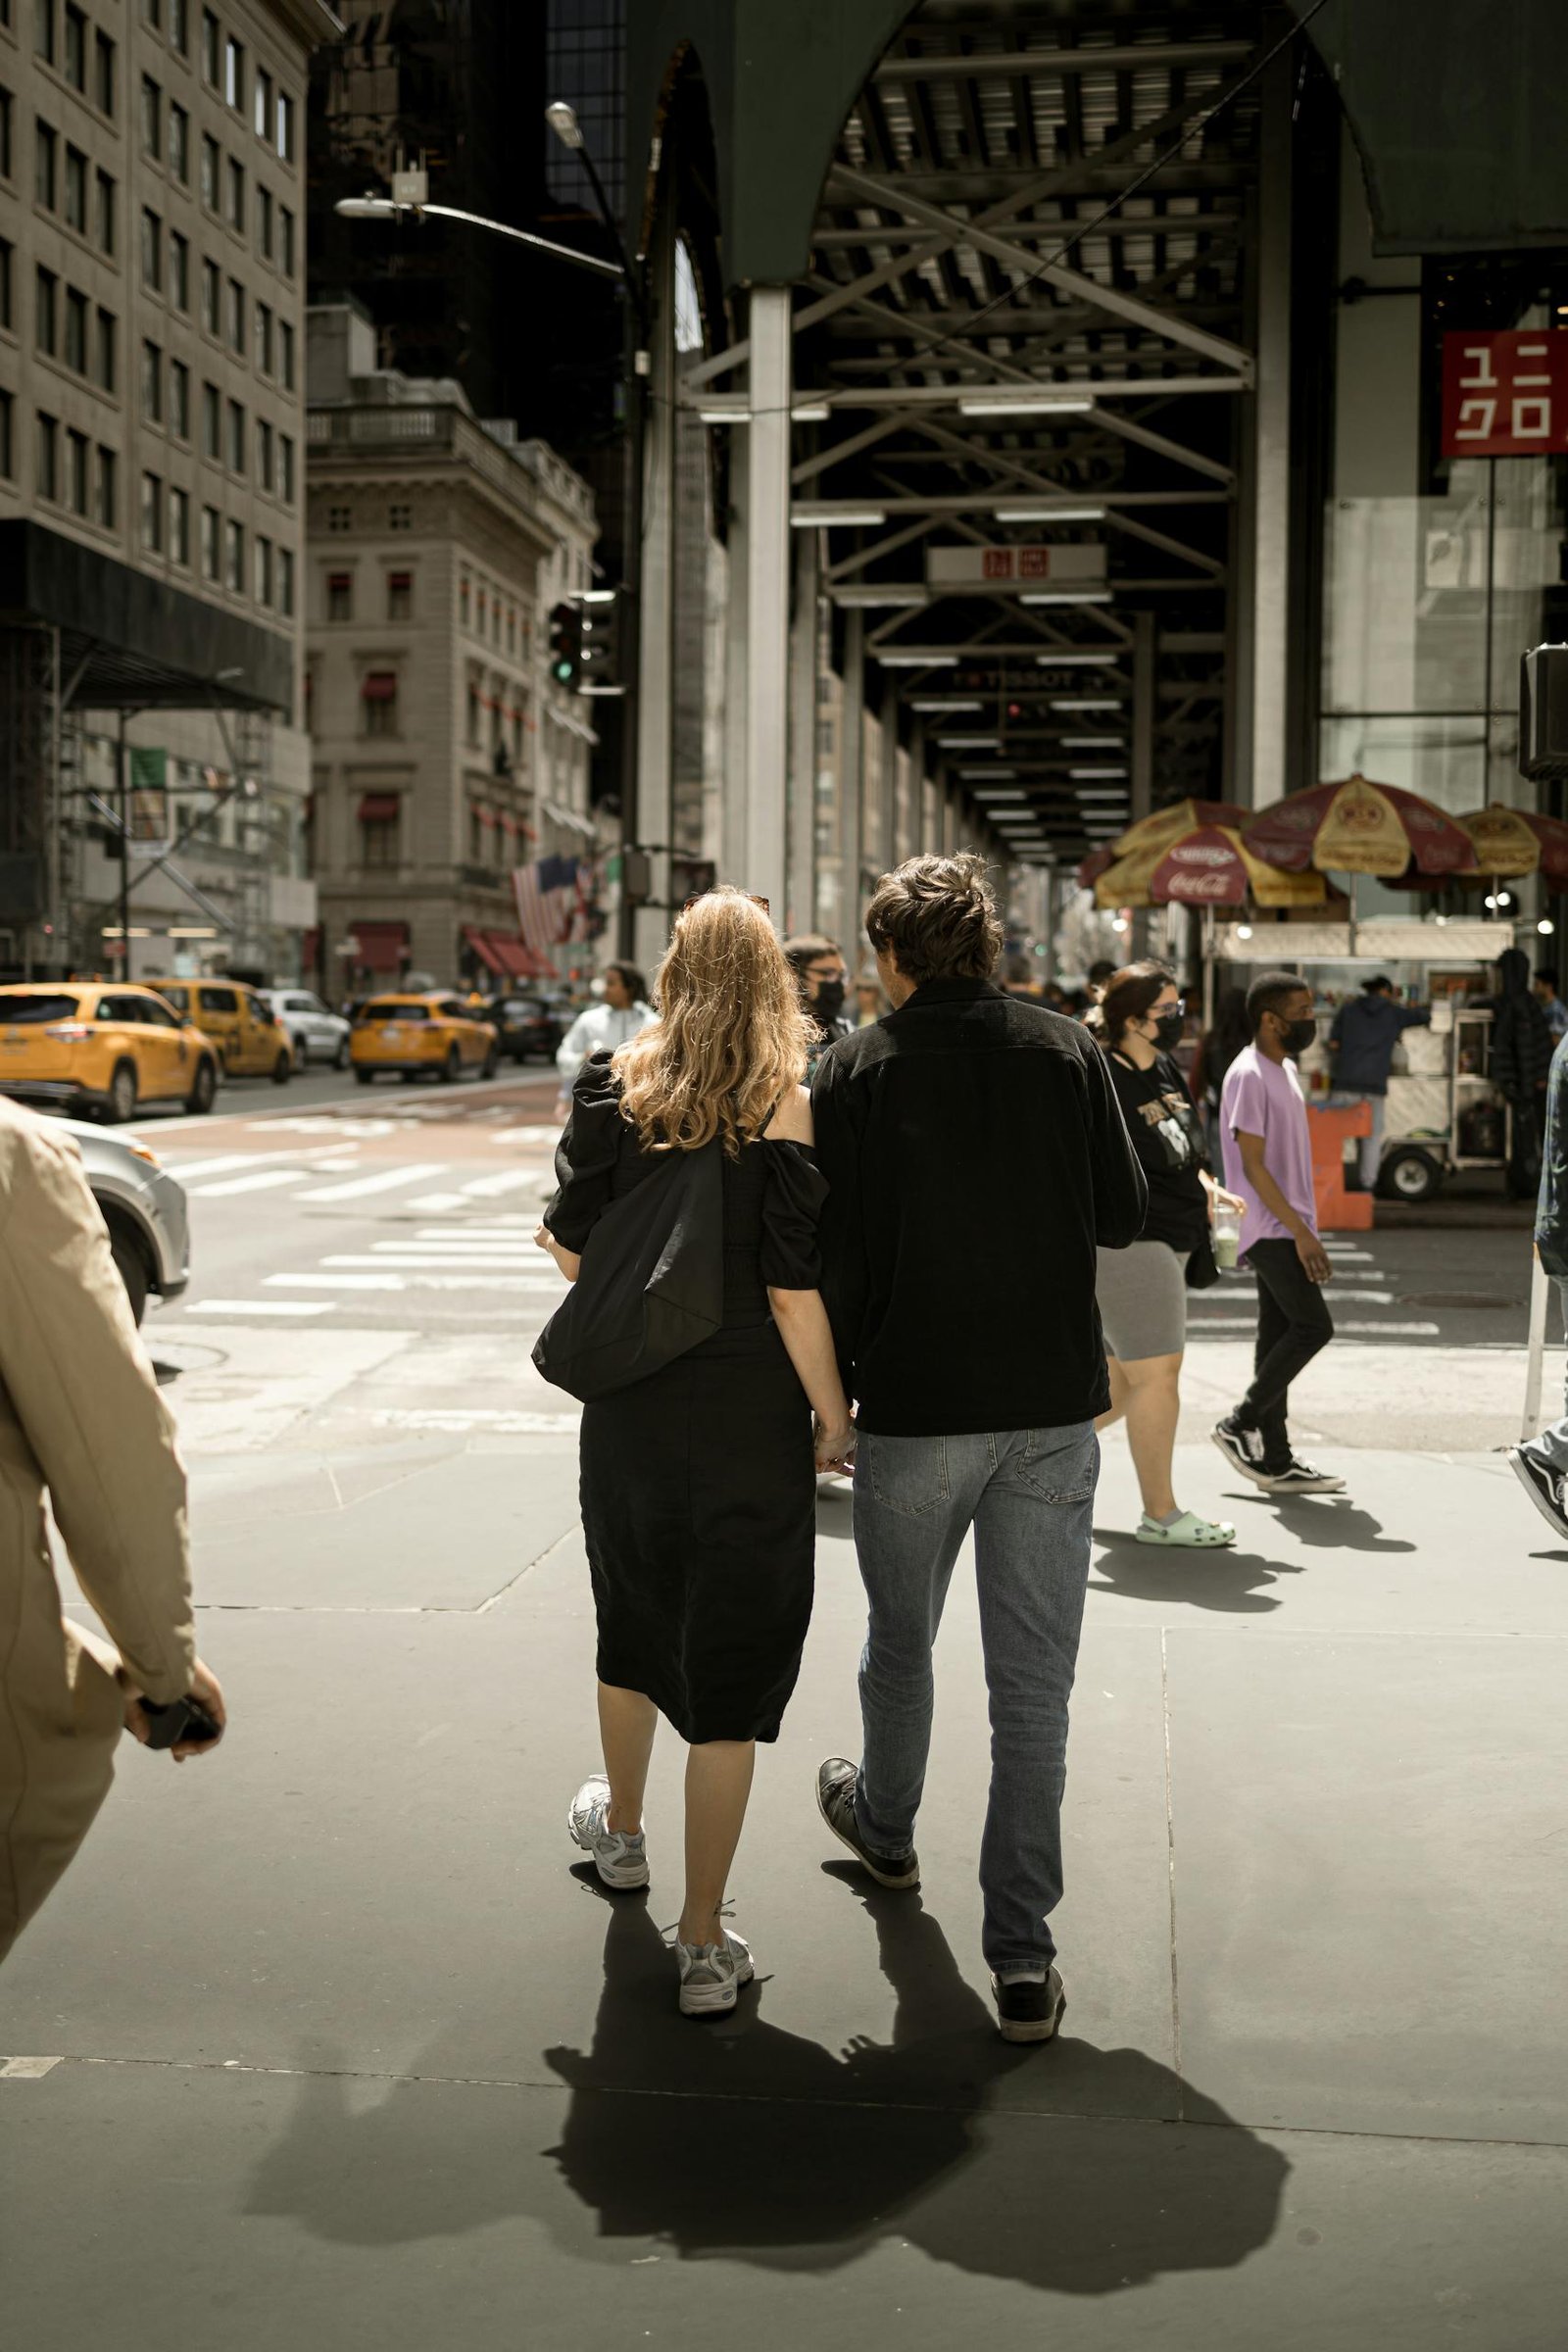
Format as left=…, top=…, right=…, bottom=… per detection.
left=1212, top=972, right=1345, bottom=1496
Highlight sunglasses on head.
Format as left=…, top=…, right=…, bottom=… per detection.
left=683, top=892, right=770, bottom=913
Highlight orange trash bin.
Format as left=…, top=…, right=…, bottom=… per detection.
left=1308, top=1100, right=1374, bottom=1231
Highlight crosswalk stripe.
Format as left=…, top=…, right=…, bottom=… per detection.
left=1187, top=1316, right=1440, bottom=1337
left=459, top=1168, right=546, bottom=1198
left=297, top=1162, right=447, bottom=1201
left=184, top=1167, right=309, bottom=1198
left=183, top=1298, right=334, bottom=1316
left=156, top=1152, right=264, bottom=1180
left=266, top=1272, right=404, bottom=1290
left=316, top=1257, right=562, bottom=1288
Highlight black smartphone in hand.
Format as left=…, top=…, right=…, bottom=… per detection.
left=138, top=1693, right=221, bottom=1750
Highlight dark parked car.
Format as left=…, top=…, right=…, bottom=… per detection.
left=488, top=996, right=566, bottom=1063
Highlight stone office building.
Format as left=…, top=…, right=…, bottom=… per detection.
left=0, top=0, right=333, bottom=981
left=304, top=302, right=599, bottom=993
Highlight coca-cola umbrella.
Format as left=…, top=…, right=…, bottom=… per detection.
left=1242, top=772, right=1479, bottom=879
left=1075, top=844, right=1119, bottom=893
left=1445, top=803, right=1568, bottom=886
left=1107, top=798, right=1250, bottom=859
left=1094, top=822, right=1329, bottom=910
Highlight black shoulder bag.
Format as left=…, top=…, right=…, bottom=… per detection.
left=532, top=1139, right=725, bottom=1402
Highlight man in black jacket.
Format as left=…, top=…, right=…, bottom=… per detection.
left=810, top=854, right=1147, bottom=2042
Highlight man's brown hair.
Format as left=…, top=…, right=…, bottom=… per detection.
left=864, top=854, right=1004, bottom=989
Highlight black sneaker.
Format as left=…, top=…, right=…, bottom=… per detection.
left=1510, top=1447, right=1568, bottom=1540
left=815, top=1758, right=920, bottom=1889
left=992, top=1965, right=1066, bottom=2044
left=1264, top=1456, right=1346, bottom=1494
left=1211, top=1414, right=1273, bottom=1489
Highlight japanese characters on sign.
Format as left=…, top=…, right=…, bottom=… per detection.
left=1440, top=329, right=1568, bottom=458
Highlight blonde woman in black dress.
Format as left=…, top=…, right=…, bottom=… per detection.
left=537, top=890, right=854, bottom=2016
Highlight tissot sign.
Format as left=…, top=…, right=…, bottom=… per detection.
left=926, top=544, right=1107, bottom=589
left=1441, top=329, right=1568, bottom=457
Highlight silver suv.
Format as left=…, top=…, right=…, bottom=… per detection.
left=56, top=1116, right=191, bottom=1325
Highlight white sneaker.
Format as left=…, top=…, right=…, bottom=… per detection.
left=566, top=1774, right=650, bottom=1890
left=676, top=1930, right=755, bottom=2017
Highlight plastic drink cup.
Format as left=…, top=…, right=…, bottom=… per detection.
left=1213, top=1208, right=1241, bottom=1271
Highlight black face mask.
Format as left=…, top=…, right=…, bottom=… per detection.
left=1279, top=1015, right=1317, bottom=1056
left=813, top=979, right=847, bottom=1025
left=1150, top=1009, right=1184, bottom=1052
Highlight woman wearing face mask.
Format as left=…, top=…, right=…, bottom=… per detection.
left=1093, top=962, right=1247, bottom=1547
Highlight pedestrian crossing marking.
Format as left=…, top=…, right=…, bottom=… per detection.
left=185, top=1167, right=311, bottom=1198
left=185, top=1298, right=334, bottom=1317
left=296, top=1162, right=448, bottom=1202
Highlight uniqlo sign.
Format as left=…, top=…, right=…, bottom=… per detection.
left=1441, top=329, right=1568, bottom=457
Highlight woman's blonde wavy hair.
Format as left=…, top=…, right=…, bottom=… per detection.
left=613, top=888, right=813, bottom=1156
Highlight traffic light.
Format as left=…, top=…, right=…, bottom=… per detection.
left=578, top=591, right=621, bottom=694
left=548, top=601, right=582, bottom=691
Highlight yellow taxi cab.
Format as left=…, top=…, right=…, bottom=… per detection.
left=0, top=981, right=221, bottom=1122
left=351, top=992, right=500, bottom=1086
left=148, top=977, right=294, bottom=1083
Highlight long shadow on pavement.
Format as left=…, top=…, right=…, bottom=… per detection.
left=1090, top=1534, right=1301, bottom=1613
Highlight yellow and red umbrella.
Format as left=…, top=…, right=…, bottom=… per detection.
left=1108, top=798, right=1250, bottom=858
left=1243, top=773, right=1478, bottom=879
left=1094, top=821, right=1329, bottom=911
left=1452, top=804, right=1568, bottom=886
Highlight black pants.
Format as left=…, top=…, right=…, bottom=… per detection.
left=1236, top=1237, right=1335, bottom=1472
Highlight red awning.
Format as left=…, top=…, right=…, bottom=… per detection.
left=361, top=671, right=398, bottom=701
left=488, top=934, right=554, bottom=981
left=349, top=919, right=410, bottom=969
left=357, top=792, right=400, bottom=822
left=462, top=925, right=506, bottom=976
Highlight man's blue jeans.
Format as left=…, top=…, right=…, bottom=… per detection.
left=850, top=1421, right=1098, bottom=1977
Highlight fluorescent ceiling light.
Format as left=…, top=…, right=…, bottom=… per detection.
left=792, top=403, right=831, bottom=421
left=831, top=585, right=927, bottom=607
left=908, top=698, right=983, bottom=712
left=958, top=768, right=1016, bottom=781
left=874, top=652, right=957, bottom=666
left=971, top=788, right=1027, bottom=801
left=993, top=504, right=1105, bottom=523
left=792, top=505, right=886, bottom=527
left=937, top=734, right=1001, bottom=748
left=1060, top=736, right=1127, bottom=750
left=1035, top=653, right=1121, bottom=667
left=958, top=395, right=1095, bottom=417
left=1020, top=590, right=1113, bottom=606
left=1070, top=766, right=1130, bottom=780
left=1076, top=788, right=1131, bottom=801
left=699, top=409, right=744, bottom=425
left=1051, top=698, right=1122, bottom=710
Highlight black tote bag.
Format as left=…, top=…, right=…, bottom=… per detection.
left=532, top=1139, right=725, bottom=1401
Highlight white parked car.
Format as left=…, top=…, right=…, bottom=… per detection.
left=263, top=988, right=352, bottom=1069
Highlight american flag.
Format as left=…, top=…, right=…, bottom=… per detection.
left=513, top=855, right=580, bottom=951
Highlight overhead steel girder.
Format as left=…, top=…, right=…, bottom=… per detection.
left=686, top=377, right=1249, bottom=416
left=794, top=491, right=1229, bottom=518
left=872, top=40, right=1257, bottom=81
left=826, top=163, right=1255, bottom=380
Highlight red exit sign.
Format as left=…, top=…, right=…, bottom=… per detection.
left=1441, top=329, right=1568, bottom=457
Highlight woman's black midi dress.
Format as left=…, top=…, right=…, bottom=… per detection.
left=546, top=1054, right=827, bottom=1744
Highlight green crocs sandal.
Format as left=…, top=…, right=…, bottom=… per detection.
left=1135, top=1510, right=1237, bottom=1548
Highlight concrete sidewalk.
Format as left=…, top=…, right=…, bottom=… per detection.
left=5, top=1354, right=1568, bottom=2348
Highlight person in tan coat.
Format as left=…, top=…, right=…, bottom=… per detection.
left=0, top=1096, right=226, bottom=1966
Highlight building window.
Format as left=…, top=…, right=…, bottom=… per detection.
left=0, top=89, right=12, bottom=183
left=95, top=29, right=115, bottom=117
left=141, top=338, right=163, bottom=421
left=279, top=205, right=294, bottom=277
left=223, top=516, right=242, bottom=593
left=201, top=257, right=219, bottom=334
left=200, top=131, right=217, bottom=209
left=67, top=426, right=87, bottom=514
left=63, top=141, right=84, bottom=229
left=95, top=305, right=114, bottom=390
left=170, top=0, right=187, bottom=55
left=141, top=0, right=161, bottom=27
left=326, top=569, right=352, bottom=622
left=360, top=795, right=399, bottom=867
left=201, top=504, right=219, bottom=581
left=36, top=118, right=57, bottom=209
left=387, top=570, right=413, bottom=622
left=253, top=68, right=270, bottom=143
left=362, top=673, right=398, bottom=738
left=35, top=0, right=55, bottom=66
left=0, top=391, right=13, bottom=481
left=140, top=74, right=161, bottom=160
left=254, top=299, right=271, bottom=374
left=0, top=239, right=11, bottom=329
left=388, top=501, right=412, bottom=534
left=34, top=264, right=56, bottom=355
left=279, top=432, right=294, bottom=503
left=223, top=34, right=242, bottom=111
left=201, top=10, right=218, bottom=86
left=171, top=357, right=189, bottom=438
left=275, top=88, right=293, bottom=163
left=95, top=443, right=114, bottom=525
left=278, top=318, right=294, bottom=389
left=466, top=678, right=480, bottom=745
left=94, top=169, right=115, bottom=255
left=225, top=397, right=243, bottom=472
left=169, top=102, right=188, bottom=184
left=140, top=207, right=162, bottom=291
left=256, top=416, right=272, bottom=490
left=63, top=4, right=84, bottom=90
left=226, top=276, right=242, bottom=353
left=200, top=377, right=219, bottom=458
left=65, top=285, right=85, bottom=371
left=226, top=155, right=243, bottom=230
left=278, top=546, right=294, bottom=617
left=257, top=183, right=272, bottom=262
left=327, top=504, right=350, bottom=533
left=141, top=470, right=164, bottom=553
left=255, top=534, right=271, bottom=607
left=170, top=485, right=189, bottom=564
left=170, top=229, right=188, bottom=311
left=36, top=410, right=58, bottom=502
